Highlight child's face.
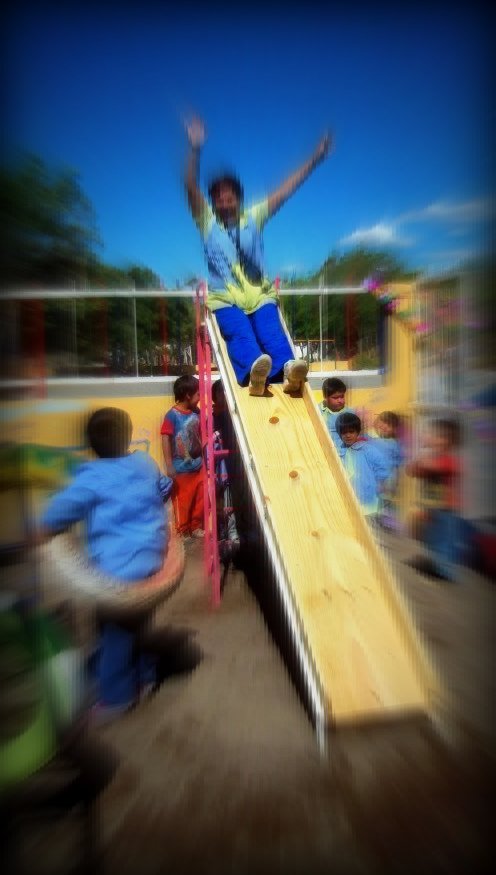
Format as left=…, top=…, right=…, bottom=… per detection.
left=214, top=393, right=226, bottom=413
left=375, top=417, right=394, bottom=438
left=325, top=391, right=346, bottom=413
left=213, top=183, right=240, bottom=227
left=185, top=390, right=200, bottom=410
left=424, top=428, right=449, bottom=452
left=340, top=428, right=360, bottom=447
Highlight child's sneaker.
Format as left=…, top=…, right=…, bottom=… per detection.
left=191, top=528, right=205, bottom=539
left=283, top=359, right=308, bottom=394
left=248, top=354, right=272, bottom=396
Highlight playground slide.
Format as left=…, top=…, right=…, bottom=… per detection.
left=207, top=312, right=440, bottom=743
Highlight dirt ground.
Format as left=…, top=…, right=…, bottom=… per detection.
left=67, top=526, right=493, bottom=875
left=8, top=522, right=494, bottom=875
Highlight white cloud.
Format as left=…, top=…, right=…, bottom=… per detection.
left=339, top=194, right=495, bottom=254
left=399, top=196, right=495, bottom=225
left=340, top=222, right=410, bottom=247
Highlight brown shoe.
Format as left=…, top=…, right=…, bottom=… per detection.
left=282, top=359, right=308, bottom=394
left=248, top=354, right=272, bottom=396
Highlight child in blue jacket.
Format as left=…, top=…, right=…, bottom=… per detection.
left=38, top=407, right=173, bottom=719
left=372, top=410, right=405, bottom=530
left=335, top=412, right=391, bottom=517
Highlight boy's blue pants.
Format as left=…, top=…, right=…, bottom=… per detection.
left=425, top=509, right=475, bottom=581
left=214, top=302, right=293, bottom=385
left=91, top=623, right=155, bottom=706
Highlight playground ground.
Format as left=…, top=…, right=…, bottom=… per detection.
left=24, top=524, right=495, bottom=875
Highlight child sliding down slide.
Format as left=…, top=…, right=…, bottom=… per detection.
left=184, top=115, right=332, bottom=396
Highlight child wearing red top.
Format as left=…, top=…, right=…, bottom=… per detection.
left=406, top=418, right=473, bottom=581
left=161, top=375, right=204, bottom=539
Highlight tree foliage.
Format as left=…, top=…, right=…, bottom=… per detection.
left=0, top=154, right=101, bottom=286
left=280, top=247, right=416, bottom=354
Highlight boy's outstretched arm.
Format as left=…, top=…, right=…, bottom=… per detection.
left=184, top=116, right=208, bottom=226
left=267, top=132, right=332, bottom=220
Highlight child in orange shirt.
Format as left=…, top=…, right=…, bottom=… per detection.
left=406, top=418, right=474, bottom=581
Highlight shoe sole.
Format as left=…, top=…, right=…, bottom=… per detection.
left=249, top=383, right=266, bottom=396
left=249, top=355, right=272, bottom=396
left=283, top=361, right=309, bottom=394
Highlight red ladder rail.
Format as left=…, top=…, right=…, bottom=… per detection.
left=195, top=282, right=222, bottom=606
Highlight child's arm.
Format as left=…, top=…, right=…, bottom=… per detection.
left=367, top=443, right=392, bottom=488
left=406, top=452, right=440, bottom=478
left=36, top=475, right=95, bottom=541
left=161, top=434, right=176, bottom=480
left=184, top=116, right=209, bottom=229
left=267, top=133, right=331, bottom=220
left=158, top=473, right=174, bottom=502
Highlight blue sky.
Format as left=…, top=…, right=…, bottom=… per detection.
left=4, top=1, right=494, bottom=286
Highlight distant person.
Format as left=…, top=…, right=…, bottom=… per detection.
left=335, top=412, right=391, bottom=518
left=161, top=375, right=204, bottom=539
left=37, top=407, right=173, bottom=718
left=405, top=418, right=475, bottom=582
left=372, top=410, right=405, bottom=531
left=318, top=377, right=355, bottom=449
left=184, top=115, right=331, bottom=396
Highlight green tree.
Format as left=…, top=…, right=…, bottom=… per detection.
left=0, top=153, right=101, bottom=287
left=280, top=246, right=416, bottom=361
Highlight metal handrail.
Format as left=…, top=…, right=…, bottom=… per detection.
left=0, top=286, right=367, bottom=300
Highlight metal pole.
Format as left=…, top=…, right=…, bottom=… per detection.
left=319, top=293, right=323, bottom=371
left=72, top=298, right=78, bottom=377
left=132, top=296, right=139, bottom=377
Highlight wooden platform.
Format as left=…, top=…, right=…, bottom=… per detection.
left=208, top=314, right=440, bottom=734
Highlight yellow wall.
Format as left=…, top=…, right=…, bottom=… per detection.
left=1, top=396, right=171, bottom=468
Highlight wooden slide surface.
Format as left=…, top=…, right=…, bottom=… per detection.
left=208, top=314, right=439, bottom=732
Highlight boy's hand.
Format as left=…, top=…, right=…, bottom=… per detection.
left=185, top=116, right=205, bottom=149
left=314, top=132, right=332, bottom=163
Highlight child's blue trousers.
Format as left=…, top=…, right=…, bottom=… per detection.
left=424, top=509, right=475, bottom=581
left=214, top=301, right=293, bottom=385
left=94, top=624, right=155, bottom=706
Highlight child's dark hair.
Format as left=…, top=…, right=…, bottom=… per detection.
left=377, top=410, right=400, bottom=431
left=322, top=377, right=347, bottom=396
left=173, top=374, right=199, bottom=402
left=431, top=418, right=462, bottom=447
left=336, top=412, right=362, bottom=436
left=212, top=380, right=224, bottom=403
left=208, top=174, right=244, bottom=205
left=87, top=407, right=132, bottom=458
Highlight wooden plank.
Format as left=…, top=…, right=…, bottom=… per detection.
left=208, top=315, right=440, bottom=729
